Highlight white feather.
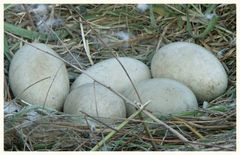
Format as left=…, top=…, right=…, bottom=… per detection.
left=4, top=101, right=21, bottom=114
left=116, top=31, right=130, bottom=41
left=136, top=4, right=149, bottom=12
left=31, top=4, right=49, bottom=17
left=202, top=101, right=209, bottom=109
left=116, top=31, right=134, bottom=48
left=37, top=18, right=63, bottom=33
left=205, top=13, right=216, bottom=20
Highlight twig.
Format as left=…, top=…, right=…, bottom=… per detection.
left=143, top=110, right=189, bottom=143
left=15, top=76, right=51, bottom=100
left=91, top=101, right=150, bottom=151
left=173, top=117, right=204, bottom=139
left=138, top=112, right=158, bottom=150
left=155, top=21, right=173, bottom=53
left=79, top=17, right=94, bottom=65
left=161, top=129, right=169, bottom=145
left=79, top=111, right=118, bottom=132
left=43, top=63, right=64, bottom=110
left=186, top=141, right=235, bottom=151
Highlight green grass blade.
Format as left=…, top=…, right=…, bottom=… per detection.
left=91, top=102, right=149, bottom=151
left=4, top=34, right=12, bottom=61
left=4, top=4, right=14, bottom=11
left=4, top=22, right=50, bottom=41
left=149, top=5, right=157, bottom=28
left=4, top=22, right=69, bottom=41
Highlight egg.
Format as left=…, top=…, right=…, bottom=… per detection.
left=151, top=42, right=228, bottom=101
left=9, top=43, right=69, bottom=111
left=71, top=57, right=151, bottom=92
left=124, top=78, right=198, bottom=116
left=64, top=83, right=126, bottom=123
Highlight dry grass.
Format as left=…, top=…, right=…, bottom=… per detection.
left=4, top=4, right=236, bottom=151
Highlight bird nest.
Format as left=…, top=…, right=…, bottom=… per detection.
left=4, top=4, right=236, bottom=151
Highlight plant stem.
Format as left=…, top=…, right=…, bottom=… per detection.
left=91, top=101, right=150, bottom=151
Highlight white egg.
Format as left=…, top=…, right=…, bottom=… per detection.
left=71, top=57, right=151, bottom=93
left=9, top=43, right=69, bottom=111
left=124, top=78, right=198, bottom=116
left=151, top=42, right=228, bottom=101
left=64, top=83, right=126, bottom=123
